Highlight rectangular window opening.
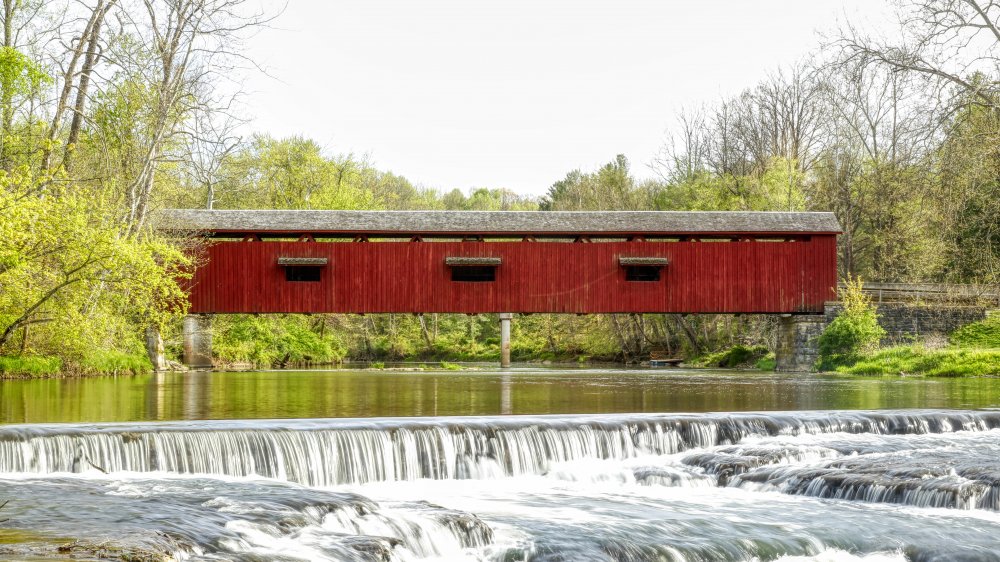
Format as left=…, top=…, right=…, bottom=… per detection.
left=625, top=265, right=661, bottom=282
left=451, top=266, right=497, bottom=282
left=285, top=266, right=322, bottom=282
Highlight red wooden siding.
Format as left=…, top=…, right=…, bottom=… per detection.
left=184, top=236, right=837, bottom=314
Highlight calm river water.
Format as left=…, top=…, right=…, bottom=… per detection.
left=2, top=367, right=1000, bottom=561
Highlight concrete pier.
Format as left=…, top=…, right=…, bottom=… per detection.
left=499, top=313, right=512, bottom=368
left=182, top=314, right=214, bottom=369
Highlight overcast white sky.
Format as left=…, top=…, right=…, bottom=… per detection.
left=242, top=1, right=893, bottom=196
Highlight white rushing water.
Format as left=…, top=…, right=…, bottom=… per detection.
left=2, top=410, right=1000, bottom=561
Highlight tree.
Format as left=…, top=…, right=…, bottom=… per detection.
left=110, top=0, right=267, bottom=230
left=0, top=170, right=189, bottom=354
left=839, top=0, right=1000, bottom=112
left=817, top=277, right=886, bottom=368
left=541, top=155, right=652, bottom=211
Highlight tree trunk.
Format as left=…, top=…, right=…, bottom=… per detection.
left=418, top=314, right=433, bottom=352
left=670, top=315, right=702, bottom=356
left=64, top=0, right=113, bottom=172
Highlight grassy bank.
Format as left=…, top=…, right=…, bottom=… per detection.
left=825, top=314, right=1000, bottom=377
left=0, top=356, right=62, bottom=377
left=0, top=351, right=151, bottom=379
left=832, top=346, right=1000, bottom=377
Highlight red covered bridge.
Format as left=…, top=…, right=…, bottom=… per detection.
left=163, top=209, right=839, bottom=314
left=159, top=209, right=840, bottom=368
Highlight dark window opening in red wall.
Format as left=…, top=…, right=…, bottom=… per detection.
left=625, top=265, right=661, bottom=282
left=451, top=266, right=496, bottom=282
left=286, top=266, right=322, bottom=282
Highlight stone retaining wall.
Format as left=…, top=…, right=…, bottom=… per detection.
left=825, top=303, right=988, bottom=345
left=776, top=303, right=989, bottom=372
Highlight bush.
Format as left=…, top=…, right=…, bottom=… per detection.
left=694, top=345, right=769, bottom=368
left=951, top=314, right=1000, bottom=348
left=755, top=353, right=777, bottom=371
left=817, top=277, right=885, bottom=369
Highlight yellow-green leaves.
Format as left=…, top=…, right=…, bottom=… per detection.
left=0, top=169, right=190, bottom=358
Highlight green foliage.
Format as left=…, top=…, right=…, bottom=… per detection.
left=755, top=353, right=777, bottom=371
left=835, top=346, right=1000, bottom=377
left=0, top=47, right=50, bottom=128
left=0, top=47, right=49, bottom=90
left=541, top=155, right=653, bottom=211
left=0, top=356, right=62, bottom=378
left=692, top=345, right=769, bottom=368
left=439, top=361, right=461, bottom=370
left=0, top=169, right=190, bottom=361
left=937, top=96, right=1000, bottom=284
left=370, top=361, right=385, bottom=369
left=817, top=278, right=886, bottom=369
left=950, top=314, right=1000, bottom=349
left=211, top=315, right=345, bottom=367
left=656, top=158, right=806, bottom=212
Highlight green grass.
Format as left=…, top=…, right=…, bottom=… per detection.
left=77, top=350, right=152, bottom=376
left=369, top=361, right=385, bottom=369
left=0, top=355, right=63, bottom=377
left=0, top=351, right=151, bottom=378
left=691, top=345, right=770, bottom=368
left=439, top=361, right=462, bottom=370
left=834, top=346, right=1000, bottom=377
left=951, top=314, right=1000, bottom=348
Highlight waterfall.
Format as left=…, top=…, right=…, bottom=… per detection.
left=1, top=410, right=996, bottom=489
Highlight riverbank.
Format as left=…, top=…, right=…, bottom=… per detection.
left=0, top=351, right=151, bottom=379
left=818, top=314, right=1000, bottom=377
left=825, top=346, right=1000, bottom=377
left=3, top=313, right=996, bottom=379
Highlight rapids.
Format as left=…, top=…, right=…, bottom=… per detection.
left=2, top=408, right=1000, bottom=560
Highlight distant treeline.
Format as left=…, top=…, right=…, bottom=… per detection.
left=0, top=0, right=998, bottom=370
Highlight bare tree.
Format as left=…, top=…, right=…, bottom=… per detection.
left=110, top=0, right=267, bottom=231
left=839, top=0, right=1000, bottom=111
left=41, top=0, right=117, bottom=172
left=62, top=0, right=117, bottom=173
left=653, top=107, right=709, bottom=183
left=186, top=105, right=243, bottom=209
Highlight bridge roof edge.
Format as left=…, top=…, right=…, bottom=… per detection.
left=156, top=209, right=842, bottom=236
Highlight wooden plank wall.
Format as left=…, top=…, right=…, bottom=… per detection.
left=185, top=236, right=838, bottom=314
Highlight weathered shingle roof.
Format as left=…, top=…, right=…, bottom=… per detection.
left=157, top=209, right=841, bottom=237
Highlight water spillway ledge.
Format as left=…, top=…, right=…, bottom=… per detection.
left=1, top=410, right=1000, bottom=511
left=4, top=411, right=1000, bottom=561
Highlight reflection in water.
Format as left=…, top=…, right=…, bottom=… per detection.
left=501, top=374, right=511, bottom=415
left=1, top=367, right=1000, bottom=424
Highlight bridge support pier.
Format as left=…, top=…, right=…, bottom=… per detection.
left=182, top=314, right=214, bottom=369
left=775, top=315, right=826, bottom=372
left=499, top=313, right=513, bottom=368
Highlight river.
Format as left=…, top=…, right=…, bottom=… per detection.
left=1, top=367, right=1000, bottom=561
